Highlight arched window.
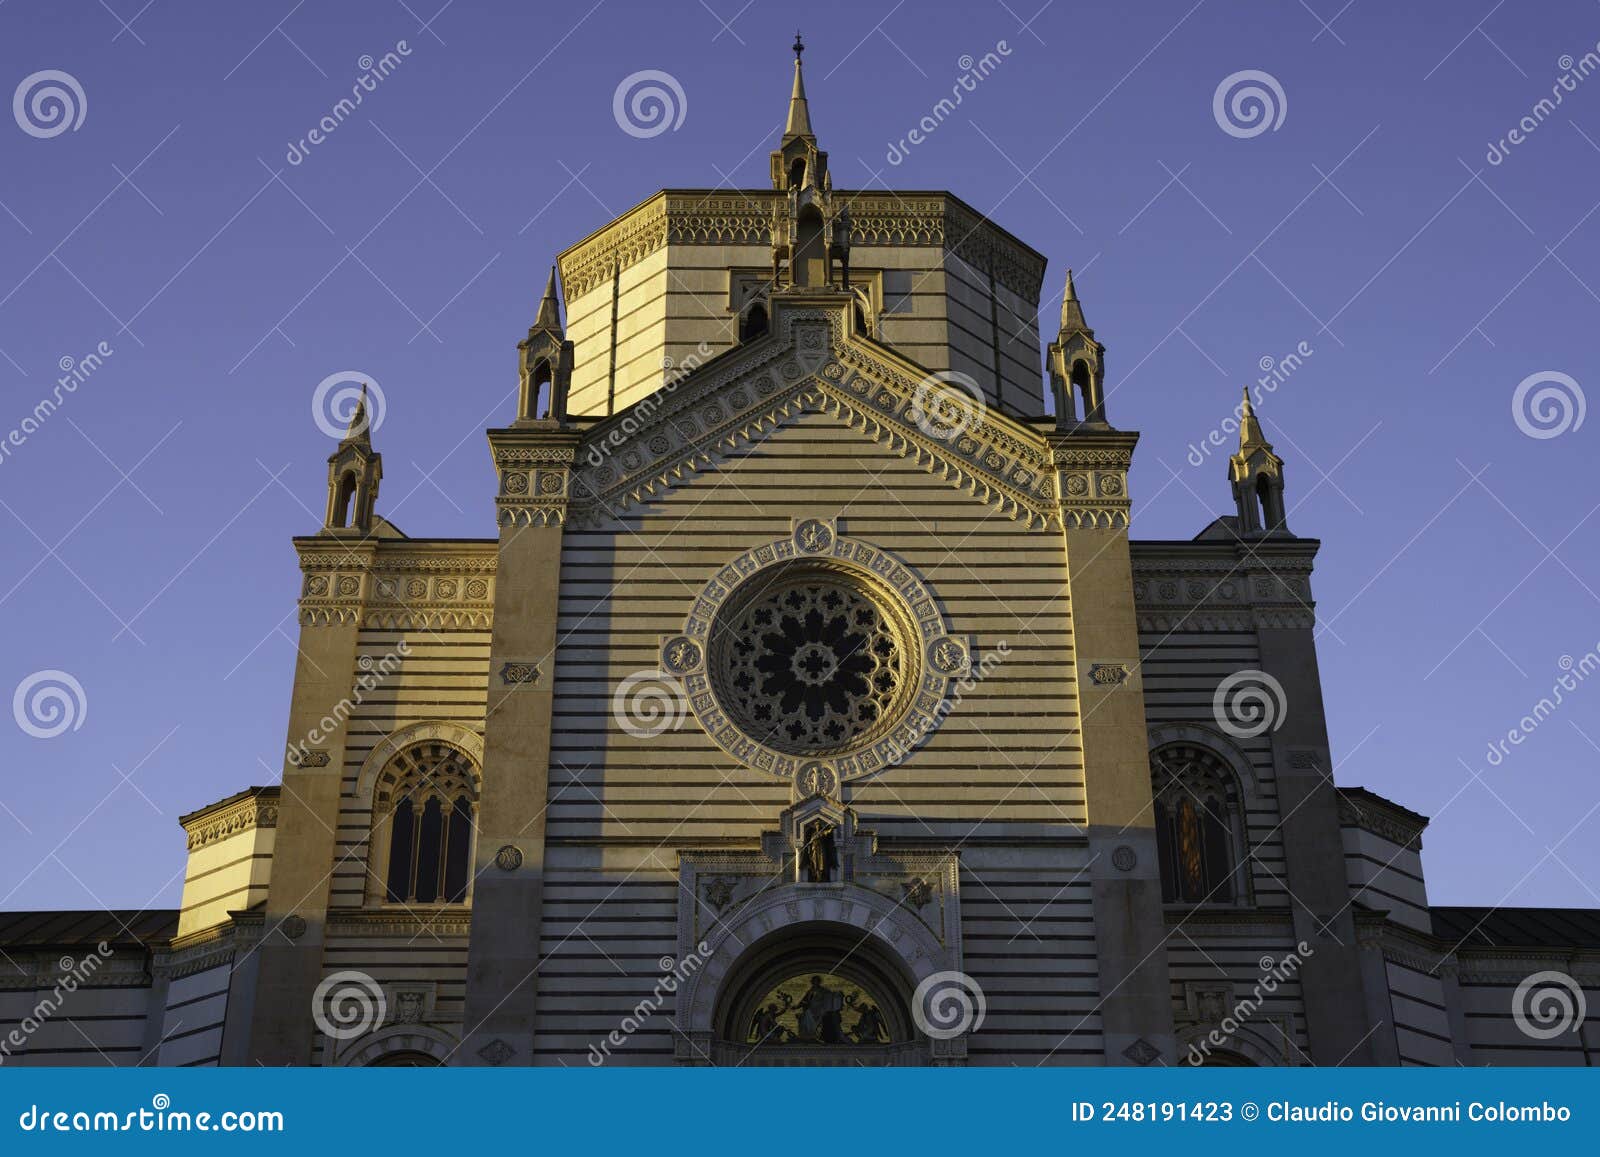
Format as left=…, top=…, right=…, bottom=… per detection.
left=1151, top=746, right=1246, bottom=905
left=372, top=741, right=479, bottom=904
left=1069, top=360, right=1091, bottom=421
left=789, top=157, right=806, bottom=189
left=530, top=360, right=553, bottom=419
left=739, top=302, right=769, bottom=342
left=331, top=470, right=358, bottom=528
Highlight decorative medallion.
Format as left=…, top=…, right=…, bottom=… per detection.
left=477, top=1038, right=515, bottom=1066
left=1088, top=662, right=1130, bottom=687
left=659, top=521, right=966, bottom=786
left=1110, top=844, right=1138, bottom=872
left=436, top=579, right=457, bottom=599
left=1122, top=1037, right=1162, bottom=1066
left=704, top=876, right=736, bottom=913
left=494, top=845, right=524, bottom=872
left=503, top=472, right=529, bottom=494
left=336, top=575, right=359, bottom=596
left=466, top=578, right=489, bottom=600
left=902, top=878, right=933, bottom=909
left=278, top=914, right=307, bottom=941
left=499, top=661, right=541, bottom=686
left=795, top=761, right=839, bottom=800
left=294, top=749, right=331, bottom=768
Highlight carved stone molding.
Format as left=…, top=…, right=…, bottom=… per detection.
left=296, top=541, right=498, bottom=628
left=568, top=303, right=1062, bottom=529
left=181, top=789, right=280, bottom=851
left=558, top=191, right=1046, bottom=302
left=491, top=430, right=580, bottom=528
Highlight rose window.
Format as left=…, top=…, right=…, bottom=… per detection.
left=713, top=574, right=906, bottom=754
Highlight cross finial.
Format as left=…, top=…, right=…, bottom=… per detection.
left=793, top=31, right=804, bottom=60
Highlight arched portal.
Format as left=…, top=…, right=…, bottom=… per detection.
left=675, top=882, right=966, bottom=1066
left=713, top=923, right=919, bottom=1064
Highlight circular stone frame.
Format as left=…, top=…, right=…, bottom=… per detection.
left=661, top=519, right=970, bottom=786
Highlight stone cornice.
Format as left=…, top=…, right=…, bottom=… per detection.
left=1338, top=787, right=1428, bottom=852
left=326, top=908, right=473, bottom=938
left=181, top=786, right=280, bottom=852
left=295, top=537, right=500, bottom=627
left=557, top=189, right=1047, bottom=301
left=1130, top=539, right=1320, bottom=632
left=488, top=426, right=582, bottom=528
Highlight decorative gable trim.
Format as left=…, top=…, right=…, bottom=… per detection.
left=568, top=301, right=1075, bottom=530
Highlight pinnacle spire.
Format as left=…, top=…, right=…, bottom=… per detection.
left=784, top=31, right=813, bottom=140
left=1238, top=388, right=1270, bottom=450
left=343, top=384, right=371, bottom=445
left=533, top=266, right=562, bottom=331
left=1059, top=268, right=1089, bottom=333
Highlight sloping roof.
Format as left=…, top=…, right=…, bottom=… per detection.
left=1430, top=906, right=1600, bottom=950
left=0, top=909, right=178, bottom=948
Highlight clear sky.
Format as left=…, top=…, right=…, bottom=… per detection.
left=1, top=1, right=1596, bottom=913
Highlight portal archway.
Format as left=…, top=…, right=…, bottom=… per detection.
left=675, top=882, right=966, bottom=1066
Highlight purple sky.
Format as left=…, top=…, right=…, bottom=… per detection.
left=1, top=1, right=1596, bottom=913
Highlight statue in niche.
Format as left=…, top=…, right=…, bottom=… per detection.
left=800, top=819, right=836, bottom=883
left=796, top=975, right=846, bottom=1044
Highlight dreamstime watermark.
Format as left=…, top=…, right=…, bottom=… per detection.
left=12, top=670, right=87, bottom=739
left=285, top=43, right=412, bottom=165
left=17, top=1096, right=284, bottom=1133
left=311, top=970, right=387, bottom=1040
left=893, top=640, right=1010, bottom=759
left=286, top=641, right=409, bottom=768
left=1486, top=46, right=1600, bottom=165
left=1212, top=69, right=1287, bottom=139
left=1184, top=943, right=1314, bottom=1065
left=1483, top=646, right=1600, bottom=767
left=0, top=944, right=112, bottom=1063
left=1186, top=342, right=1313, bottom=466
left=0, top=341, right=114, bottom=468
left=612, top=669, right=687, bottom=739
left=910, top=370, right=986, bottom=442
left=13, top=69, right=86, bottom=138
left=1212, top=669, right=1287, bottom=739
left=1511, top=969, right=1586, bottom=1040
left=912, top=970, right=986, bottom=1039
left=1511, top=370, right=1584, bottom=440
left=584, top=342, right=714, bottom=468
left=312, top=371, right=386, bottom=440
left=587, top=945, right=712, bottom=1065
left=884, top=42, right=1012, bottom=165
left=613, top=70, right=687, bottom=138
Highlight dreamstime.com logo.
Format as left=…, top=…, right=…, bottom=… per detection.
left=13, top=69, right=86, bottom=138
left=311, top=970, right=387, bottom=1040
left=1512, top=969, right=1587, bottom=1040
left=1212, top=69, right=1287, bottom=139
left=1511, top=370, right=1584, bottom=439
left=912, top=970, right=986, bottom=1039
left=910, top=371, right=986, bottom=443
left=612, top=669, right=687, bottom=738
left=613, top=70, right=687, bottom=139
left=12, top=670, right=87, bottom=739
left=312, top=371, right=386, bottom=440
left=1212, top=669, right=1287, bottom=739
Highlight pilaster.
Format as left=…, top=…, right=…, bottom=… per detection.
left=1050, top=429, right=1176, bottom=1065
left=459, top=424, right=579, bottom=1065
left=1254, top=576, right=1380, bottom=1065
left=245, top=536, right=374, bottom=1063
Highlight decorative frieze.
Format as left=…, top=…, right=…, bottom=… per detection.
left=557, top=191, right=1046, bottom=302
left=296, top=541, right=498, bottom=629
left=181, top=789, right=280, bottom=852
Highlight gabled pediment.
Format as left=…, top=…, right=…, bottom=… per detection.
left=568, top=298, right=1062, bottom=528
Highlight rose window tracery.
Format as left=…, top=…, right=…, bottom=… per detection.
left=715, top=575, right=905, bottom=754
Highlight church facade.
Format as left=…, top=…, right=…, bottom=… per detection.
left=3, top=47, right=1596, bottom=1068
